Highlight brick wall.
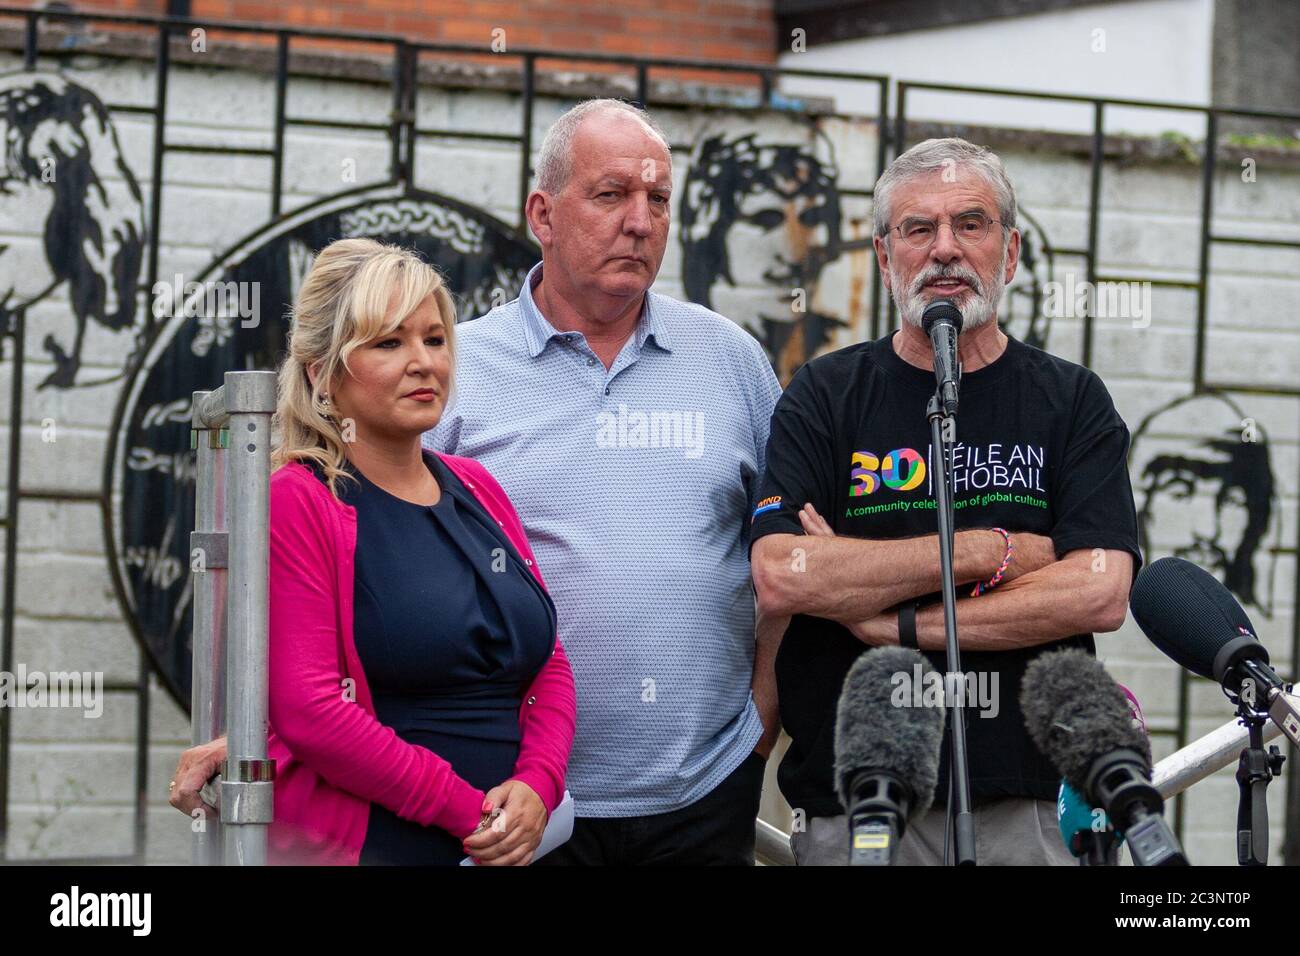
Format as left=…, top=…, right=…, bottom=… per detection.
left=6, top=0, right=779, bottom=66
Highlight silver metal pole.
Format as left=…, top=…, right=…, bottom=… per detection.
left=220, top=370, right=278, bottom=866
left=189, top=389, right=228, bottom=865
left=755, top=818, right=795, bottom=866
left=1154, top=716, right=1284, bottom=799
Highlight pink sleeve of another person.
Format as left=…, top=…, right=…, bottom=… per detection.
left=267, top=470, right=486, bottom=839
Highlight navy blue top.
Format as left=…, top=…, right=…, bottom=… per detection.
left=341, top=451, right=557, bottom=865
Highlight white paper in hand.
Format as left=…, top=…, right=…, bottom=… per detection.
left=460, top=790, right=574, bottom=866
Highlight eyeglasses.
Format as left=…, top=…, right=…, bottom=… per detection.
left=890, top=212, right=1006, bottom=249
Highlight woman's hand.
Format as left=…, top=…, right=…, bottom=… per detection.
left=462, top=779, right=547, bottom=866
left=169, top=735, right=227, bottom=818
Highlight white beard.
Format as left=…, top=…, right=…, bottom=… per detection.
left=890, top=246, right=1008, bottom=331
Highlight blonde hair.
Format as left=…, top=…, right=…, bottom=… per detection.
left=271, top=237, right=457, bottom=498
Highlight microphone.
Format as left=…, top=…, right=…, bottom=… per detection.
left=1130, top=557, right=1300, bottom=747
left=834, top=646, right=945, bottom=865
left=921, top=298, right=963, bottom=415
left=1055, top=684, right=1145, bottom=865
left=1057, top=781, right=1121, bottom=865
left=1021, top=649, right=1188, bottom=865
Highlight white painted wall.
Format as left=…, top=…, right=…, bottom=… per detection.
left=777, top=0, right=1215, bottom=138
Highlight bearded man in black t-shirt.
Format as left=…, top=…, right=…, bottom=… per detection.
left=750, top=137, right=1142, bottom=866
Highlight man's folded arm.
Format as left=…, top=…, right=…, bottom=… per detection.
left=849, top=547, right=1134, bottom=652
left=751, top=528, right=1007, bottom=623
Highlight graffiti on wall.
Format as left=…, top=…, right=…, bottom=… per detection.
left=677, top=123, right=1054, bottom=384
left=0, top=65, right=1271, bottom=709
left=106, top=185, right=536, bottom=702
left=1130, top=391, right=1280, bottom=618
left=0, top=72, right=146, bottom=388
left=680, top=129, right=850, bottom=383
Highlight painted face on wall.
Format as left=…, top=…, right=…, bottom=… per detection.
left=1131, top=393, right=1277, bottom=616
left=680, top=131, right=846, bottom=380
left=0, top=72, right=146, bottom=388
left=725, top=165, right=838, bottom=290
left=0, top=176, right=58, bottom=305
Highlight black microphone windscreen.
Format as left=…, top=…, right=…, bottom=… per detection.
left=834, top=646, right=945, bottom=817
left=1020, top=649, right=1151, bottom=794
left=1129, top=556, right=1259, bottom=680
left=921, top=298, right=963, bottom=335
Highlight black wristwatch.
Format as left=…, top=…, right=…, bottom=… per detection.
left=897, top=601, right=919, bottom=649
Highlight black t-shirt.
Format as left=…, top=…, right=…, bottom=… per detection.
left=750, top=332, right=1143, bottom=819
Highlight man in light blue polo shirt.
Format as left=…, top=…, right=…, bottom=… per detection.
left=424, top=98, right=782, bottom=865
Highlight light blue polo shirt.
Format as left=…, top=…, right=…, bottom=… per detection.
left=424, top=262, right=781, bottom=817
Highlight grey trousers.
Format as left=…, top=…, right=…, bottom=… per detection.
left=790, top=798, right=1077, bottom=866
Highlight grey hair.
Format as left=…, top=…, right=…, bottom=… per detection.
left=873, top=137, right=1017, bottom=240
left=534, top=98, right=671, bottom=194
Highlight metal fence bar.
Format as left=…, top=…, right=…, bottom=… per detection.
left=0, top=306, right=24, bottom=860
left=145, top=23, right=170, bottom=340
left=190, top=390, right=228, bottom=865
left=518, top=53, right=535, bottom=223
left=892, top=78, right=1300, bottom=120
left=1289, top=431, right=1300, bottom=864
left=1155, top=717, right=1283, bottom=800
left=1210, top=235, right=1300, bottom=249
left=165, top=144, right=275, bottom=156
left=21, top=9, right=34, bottom=69
left=133, top=649, right=150, bottom=861
left=271, top=32, right=289, bottom=218
left=870, top=75, right=889, bottom=341
left=1082, top=100, right=1104, bottom=369
left=1194, top=110, right=1217, bottom=393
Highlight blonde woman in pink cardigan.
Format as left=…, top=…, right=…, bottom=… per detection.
left=170, top=238, right=575, bottom=865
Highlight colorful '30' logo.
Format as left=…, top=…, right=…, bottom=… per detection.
left=850, top=447, right=926, bottom=496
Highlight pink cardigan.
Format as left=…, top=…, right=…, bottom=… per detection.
left=264, top=453, right=576, bottom=865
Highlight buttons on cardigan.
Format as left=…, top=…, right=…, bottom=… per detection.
left=496, top=519, right=504, bottom=527
left=527, top=696, right=536, bottom=705
left=525, top=559, right=533, bottom=566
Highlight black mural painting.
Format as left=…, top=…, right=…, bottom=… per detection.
left=0, top=72, right=1249, bottom=709
left=0, top=72, right=146, bottom=388
left=107, top=186, right=537, bottom=704
left=677, top=128, right=1053, bottom=384
left=1130, top=391, right=1279, bottom=617
left=680, top=130, right=847, bottom=384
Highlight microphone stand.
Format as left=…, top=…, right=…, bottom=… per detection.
left=1074, top=828, right=1122, bottom=866
left=927, top=389, right=976, bottom=865
left=1232, top=680, right=1285, bottom=866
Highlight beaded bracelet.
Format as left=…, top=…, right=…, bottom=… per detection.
left=971, top=527, right=1012, bottom=597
